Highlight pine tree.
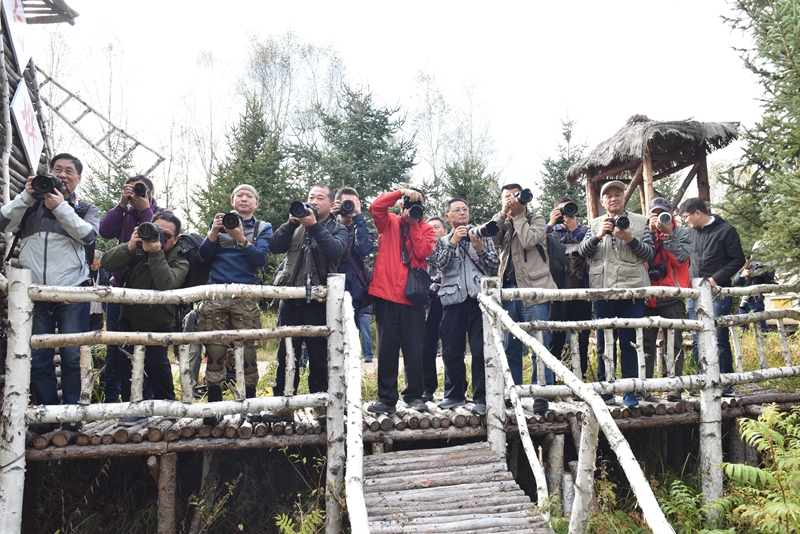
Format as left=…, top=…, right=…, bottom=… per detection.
left=441, top=156, right=500, bottom=226
left=536, top=119, right=587, bottom=221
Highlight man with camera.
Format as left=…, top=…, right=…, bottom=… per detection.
left=271, top=185, right=348, bottom=408
left=99, top=175, right=167, bottom=403
left=733, top=255, right=774, bottom=331
left=422, top=216, right=448, bottom=400
left=547, top=196, right=591, bottom=378
left=434, top=199, right=499, bottom=415
left=642, top=197, right=692, bottom=400
left=366, top=188, right=435, bottom=416
left=0, top=154, right=98, bottom=426
left=332, top=187, right=374, bottom=314
left=101, top=212, right=188, bottom=403
left=578, top=180, right=654, bottom=408
left=678, top=197, right=745, bottom=397
left=491, top=183, right=556, bottom=413
left=196, top=184, right=272, bottom=420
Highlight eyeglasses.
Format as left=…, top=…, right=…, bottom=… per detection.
left=52, top=167, right=78, bottom=177
left=680, top=211, right=696, bottom=220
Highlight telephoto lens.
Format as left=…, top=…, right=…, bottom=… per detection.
left=137, top=222, right=162, bottom=242
left=658, top=212, right=672, bottom=225
left=561, top=202, right=578, bottom=217
left=514, top=188, right=533, bottom=204
left=290, top=201, right=309, bottom=218
left=339, top=199, right=355, bottom=216
left=133, top=183, right=148, bottom=197
left=222, top=211, right=243, bottom=230
left=469, top=220, right=500, bottom=238
left=31, top=174, right=62, bottom=198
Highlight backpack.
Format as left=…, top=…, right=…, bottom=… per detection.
left=5, top=199, right=95, bottom=267
left=536, top=233, right=568, bottom=290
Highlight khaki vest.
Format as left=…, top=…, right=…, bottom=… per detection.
left=588, top=212, right=649, bottom=289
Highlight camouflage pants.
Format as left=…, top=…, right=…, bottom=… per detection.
left=198, top=298, right=261, bottom=387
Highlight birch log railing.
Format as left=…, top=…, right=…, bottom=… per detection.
left=479, top=277, right=800, bottom=534
left=0, top=268, right=349, bottom=534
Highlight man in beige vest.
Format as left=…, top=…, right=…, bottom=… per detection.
left=578, top=180, right=654, bottom=407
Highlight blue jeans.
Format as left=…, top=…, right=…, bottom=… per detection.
left=358, top=313, right=373, bottom=360
left=32, top=301, right=89, bottom=405
left=105, top=302, right=153, bottom=402
left=502, top=291, right=552, bottom=386
left=688, top=296, right=734, bottom=374
left=594, top=299, right=645, bottom=382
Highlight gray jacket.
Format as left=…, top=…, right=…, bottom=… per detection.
left=0, top=190, right=98, bottom=286
left=434, top=230, right=500, bottom=307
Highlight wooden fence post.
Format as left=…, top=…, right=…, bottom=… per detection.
left=695, top=278, right=723, bottom=504
left=324, top=274, right=345, bottom=534
left=482, top=278, right=506, bottom=457
left=157, top=453, right=177, bottom=534
left=0, top=267, right=33, bottom=534
left=569, top=409, right=599, bottom=534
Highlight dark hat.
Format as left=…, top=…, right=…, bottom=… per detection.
left=648, top=197, right=672, bottom=213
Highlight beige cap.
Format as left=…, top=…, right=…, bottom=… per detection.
left=600, top=180, right=626, bottom=196
left=231, top=184, right=259, bottom=200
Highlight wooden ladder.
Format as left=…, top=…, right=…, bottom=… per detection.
left=363, top=442, right=554, bottom=533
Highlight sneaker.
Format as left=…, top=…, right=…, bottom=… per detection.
left=367, top=401, right=396, bottom=415
left=28, top=422, right=56, bottom=434
left=667, top=392, right=682, bottom=402
left=119, top=417, right=146, bottom=427
left=623, top=392, right=639, bottom=408
left=601, top=394, right=615, bottom=406
left=438, top=398, right=466, bottom=410
left=532, top=398, right=549, bottom=415
left=471, top=403, right=487, bottom=416
left=364, top=357, right=373, bottom=363
left=406, top=398, right=429, bottom=413
left=421, top=391, right=434, bottom=402
left=61, top=421, right=83, bottom=432
left=721, top=386, right=735, bottom=398
left=202, top=416, right=219, bottom=427
left=636, top=392, right=657, bottom=402
left=246, top=412, right=263, bottom=424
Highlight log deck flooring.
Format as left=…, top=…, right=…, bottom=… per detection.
left=363, top=442, right=554, bottom=533
left=24, top=390, right=799, bottom=461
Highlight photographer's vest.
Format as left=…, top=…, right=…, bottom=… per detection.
left=588, top=212, right=649, bottom=289
left=283, top=215, right=342, bottom=287
left=437, top=233, right=486, bottom=307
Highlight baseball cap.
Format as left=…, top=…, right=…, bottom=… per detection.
left=649, top=197, right=672, bottom=213
left=231, top=184, right=259, bottom=200
left=599, top=180, right=626, bottom=196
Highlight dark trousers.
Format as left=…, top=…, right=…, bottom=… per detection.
left=105, top=303, right=153, bottom=402
left=595, top=299, right=645, bottom=382
left=118, top=318, right=175, bottom=401
left=643, top=299, right=687, bottom=378
left=274, top=299, right=328, bottom=395
left=422, top=297, right=443, bottom=394
left=440, top=297, right=486, bottom=404
left=374, top=298, right=425, bottom=406
left=548, top=299, right=591, bottom=378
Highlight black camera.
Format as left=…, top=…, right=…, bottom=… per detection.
left=290, top=201, right=319, bottom=220
left=402, top=196, right=425, bottom=220
left=648, top=262, right=667, bottom=281
left=339, top=199, right=355, bottom=216
left=555, top=202, right=578, bottom=225
left=657, top=212, right=672, bottom=225
left=31, top=174, right=63, bottom=199
left=468, top=220, right=500, bottom=239
left=132, top=183, right=148, bottom=197
left=222, top=211, right=244, bottom=230
left=137, top=221, right=166, bottom=245
left=514, top=188, right=533, bottom=204
left=610, top=215, right=630, bottom=231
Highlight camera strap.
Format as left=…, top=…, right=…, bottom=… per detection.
left=5, top=200, right=41, bottom=262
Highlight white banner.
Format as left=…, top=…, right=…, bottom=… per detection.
left=2, top=0, right=31, bottom=75
left=11, top=82, right=43, bottom=171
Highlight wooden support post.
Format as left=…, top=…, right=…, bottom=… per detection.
left=233, top=342, right=246, bottom=401
left=547, top=434, right=565, bottom=501
left=79, top=345, right=93, bottom=405
left=569, top=409, right=599, bottom=534
left=587, top=178, right=599, bottom=220
left=570, top=330, right=581, bottom=377
left=670, top=163, right=700, bottom=208
left=536, top=330, right=546, bottom=386
left=482, top=278, right=506, bottom=458
left=603, top=329, right=615, bottom=383
left=284, top=336, right=295, bottom=396
left=643, top=152, right=655, bottom=211
left=695, top=278, right=723, bottom=505
left=131, top=345, right=146, bottom=403
left=179, top=344, right=193, bottom=404
left=0, top=268, right=33, bottom=534
left=158, top=452, right=178, bottom=534
left=623, top=164, right=644, bottom=207
left=638, top=182, right=647, bottom=215
left=730, top=326, right=744, bottom=374
left=778, top=319, right=793, bottom=366
left=635, top=328, right=645, bottom=380
left=697, top=155, right=711, bottom=202
left=754, top=323, right=767, bottom=370
left=324, top=274, right=346, bottom=534
left=665, top=330, right=676, bottom=377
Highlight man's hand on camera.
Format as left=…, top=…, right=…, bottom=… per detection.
left=402, top=209, right=420, bottom=225
left=400, top=189, right=422, bottom=203
left=612, top=226, right=634, bottom=244
left=549, top=209, right=561, bottom=227
left=297, top=211, right=317, bottom=228
left=141, top=237, right=162, bottom=254
left=127, top=228, right=142, bottom=252
left=469, top=231, right=485, bottom=253
left=506, top=196, right=524, bottom=217
left=43, top=189, right=64, bottom=211
left=207, top=213, right=224, bottom=242
left=450, top=226, right=468, bottom=245
left=129, top=192, right=150, bottom=213
left=119, top=184, right=134, bottom=208
left=227, top=221, right=245, bottom=242
left=598, top=218, right=614, bottom=239
left=562, top=216, right=578, bottom=232
left=24, top=176, right=35, bottom=197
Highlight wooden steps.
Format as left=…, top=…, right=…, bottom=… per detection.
left=363, top=442, right=554, bottom=533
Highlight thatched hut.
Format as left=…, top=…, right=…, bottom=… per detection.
left=566, top=114, right=739, bottom=219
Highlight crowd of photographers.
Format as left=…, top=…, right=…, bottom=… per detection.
left=1, top=153, right=774, bottom=430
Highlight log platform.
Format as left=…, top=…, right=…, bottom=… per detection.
left=24, top=390, right=798, bottom=461
left=363, top=441, right=554, bottom=533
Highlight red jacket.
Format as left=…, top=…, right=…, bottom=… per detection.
left=369, top=190, right=435, bottom=306
left=646, top=223, right=691, bottom=307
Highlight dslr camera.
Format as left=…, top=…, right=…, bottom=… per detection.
left=514, top=188, right=533, bottom=205
left=555, top=202, right=578, bottom=225
left=132, top=182, right=148, bottom=198
left=339, top=199, right=356, bottom=217
left=467, top=220, right=499, bottom=240
left=648, top=262, right=667, bottom=281
left=289, top=201, right=319, bottom=220
left=657, top=212, right=672, bottom=225
left=135, top=222, right=167, bottom=255
left=31, top=174, right=63, bottom=200
left=609, top=214, right=630, bottom=231
left=402, top=196, right=425, bottom=220
left=222, top=211, right=244, bottom=230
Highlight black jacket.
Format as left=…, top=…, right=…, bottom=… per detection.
left=689, top=215, right=745, bottom=286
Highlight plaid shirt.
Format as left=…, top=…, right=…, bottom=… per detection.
left=434, top=228, right=500, bottom=275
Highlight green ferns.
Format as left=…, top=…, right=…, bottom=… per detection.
left=710, top=406, right=800, bottom=533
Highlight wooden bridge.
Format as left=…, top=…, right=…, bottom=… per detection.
left=2, top=268, right=800, bottom=533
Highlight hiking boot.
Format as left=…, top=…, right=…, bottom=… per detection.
left=406, top=398, right=428, bottom=413
left=471, top=403, right=487, bottom=416
left=623, top=392, right=639, bottom=408
left=532, top=398, right=549, bottom=415
left=421, top=391, right=434, bottom=402
left=721, top=386, right=735, bottom=398
left=61, top=421, right=83, bottom=432
left=367, top=401, right=396, bottom=415
left=438, top=398, right=466, bottom=410
left=202, top=416, right=219, bottom=427
left=667, top=392, right=683, bottom=402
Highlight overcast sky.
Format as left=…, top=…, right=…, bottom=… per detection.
left=30, top=0, right=761, bottom=197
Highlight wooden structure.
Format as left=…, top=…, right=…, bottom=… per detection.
left=566, top=115, right=739, bottom=218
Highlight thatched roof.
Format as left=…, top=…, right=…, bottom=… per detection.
left=566, top=115, right=739, bottom=186
left=21, top=0, right=79, bottom=25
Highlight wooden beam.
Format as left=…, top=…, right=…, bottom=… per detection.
left=670, top=163, right=700, bottom=209
left=639, top=182, right=647, bottom=216
left=157, top=453, right=177, bottom=534
left=652, top=159, right=696, bottom=181
left=589, top=159, right=641, bottom=183
left=624, top=164, right=643, bottom=207
left=587, top=177, right=599, bottom=220
left=697, top=155, right=710, bottom=202
left=643, top=152, right=655, bottom=213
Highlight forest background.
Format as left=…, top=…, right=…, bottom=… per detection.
left=25, top=0, right=800, bottom=275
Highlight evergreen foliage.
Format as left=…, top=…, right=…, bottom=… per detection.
left=536, top=119, right=588, bottom=222
left=441, top=155, right=500, bottom=226
left=721, top=1, right=800, bottom=272
left=290, top=85, right=417, bottom=202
